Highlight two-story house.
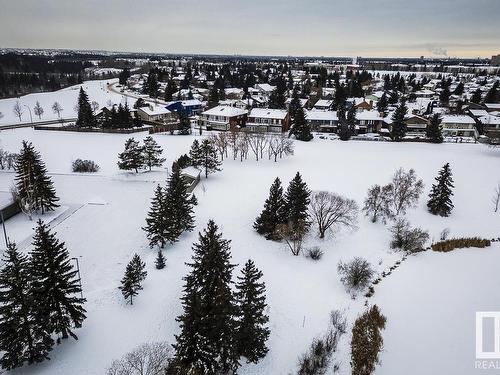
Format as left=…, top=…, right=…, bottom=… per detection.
left=246, top=108, right=290, bottom=133
left=199, top=105, right=248, bottom=131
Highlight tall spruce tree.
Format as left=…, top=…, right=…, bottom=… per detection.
left=254, top=177, right=286, bottom=238
left=119, top=254, right=147, bottom=305
left=289, top=106, right=313, bottom=142
left=337, top=106, right=351, bottom=141
left=166, top=164, right=197, bottom=236
left=15, top=141, right=59, bottom=214
left=283, top=172, right=311, bottom=230
left=189, top=139, right=203, bottom=167
left=142, top=136, right=165, bottom=171
left=143, top=185, right=168, bottom=248
left=390, top=99, right=408, bottom=141
left=235, top=259, right=270, bottom=363
left=119, top=261, right=141, bottom=305
left=199, top=139, right=222, bottom=178
left=171, top=220, right=239, bottom=374
left=426, top=113, right=443, bottom=143
left=117, top=138, right=144, bottom=173
left=75, top=87, right=95, bottom=128
left=427, top=163, right=454, bottom=217
left=0, top=242, right=53, bottom=370
left=30, top=220, right=86, bottom=342
left=376, top=93, right=389, bottom=113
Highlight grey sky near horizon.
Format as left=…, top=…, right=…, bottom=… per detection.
left=1, top=0, right=499, bottom=58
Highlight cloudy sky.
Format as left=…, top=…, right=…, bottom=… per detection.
left=1, top=0, right=499, bottom=58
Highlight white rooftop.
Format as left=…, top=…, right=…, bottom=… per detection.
left=248, top=108, right=288, bottom=120
left=202, top=105, right=248, bottom=117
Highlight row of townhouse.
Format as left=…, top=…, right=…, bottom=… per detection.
left=198, top=106, right=290, bottom=132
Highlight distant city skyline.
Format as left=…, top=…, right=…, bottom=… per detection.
left=1, top=0, right=499, bottom=58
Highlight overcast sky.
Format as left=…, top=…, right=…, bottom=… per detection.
left=1, top=0, right=499, bottom=58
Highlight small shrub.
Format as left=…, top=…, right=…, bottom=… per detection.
left=337, top=257, right=374, bottom=295
left=306, top=246, right=324, bottom=261
left=72, top=158, right=100, bottom=173
left=432, top=237, right=491, bottom=252
left=390, top=218, right=429, bottom=253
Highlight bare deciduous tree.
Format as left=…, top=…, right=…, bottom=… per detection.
left=33, top=101, right=44, bottom=119
left=52, top=101, right=63, bottom=118
left=13, top=101, right=23, bottom=122
left=309, top=191, right=359, bottom=238
left=389, top=168, right=424, bottom=216
left=492, top=184, right=500, bottom=213
left=275, top=220, right=307, bottom=256
left=107, top=342, right=172, bottom=375
left=363, top=184, right=393, bottom=223
left=91, top=101, right=100, bottom=114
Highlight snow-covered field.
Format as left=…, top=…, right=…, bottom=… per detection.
left=0, top=79, right=127, bottom=125
left=0, top=127, right=499, bottom=375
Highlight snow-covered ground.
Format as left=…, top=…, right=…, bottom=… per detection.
left=0, top=79, right=128, bottom=125
left=0, top=127, right=499, bottom=374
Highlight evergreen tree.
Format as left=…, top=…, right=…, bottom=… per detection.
left=142, top=136, right=165, bottom=171
left=165, top=80, right=178, bottom=102
left=166, top=165, right=197, bottom=235
left=283, top=172, right=311, bottom=230
left=117, top=138, right=144, bottom=173
left=177, top=112, right=191, bottom=135
left=427, top=163, right=454, bottom=217
left=268, top=77, right=287, bottom=109
left=199, top=139, right=222, bottom=178
left=337, top=106, right=351, bottom=141
left=189, top=139, right=203, bottom=167
left=75, top=87, right=95, bottom=128
left=453, top=82, right=464, bottom=95
left=426, top=113, right=443, bottom=143
left=376, top=93, right=388, bottom=113
left=484, top=80, right=499, bottom=103
left=235, top=259, right=270, bottom=363
left=131, top=253, right=147, bottom=283
left=118, top=68, right=130, bottom=86
left=30, top=220, right=86, bottom=342
left=155, top=250, right=166, bottom=270
left=171, top=220, right=239, bottom=374
left=254, top=177, right=286, bottom=239
left=289, top=106, right=313, bottom=142
left=347, top=105, right=357, bottom=135
left=143, top=185, right=168, bottom=248
left=208, top=85, right=219, bottom=108
left=15, top=141, right=59, bottom=214
left=0, top=242, right=53, bottom=370
left=288, top=88, right=301, bottom=120
left=471, top=88, right=482, bottom=104
left=119, top=261, right=141, bottom=305
left=390, top=99, right=408, bottom=141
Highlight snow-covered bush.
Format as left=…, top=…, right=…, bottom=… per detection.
left=107, top=342, right=171, bottom=375
left=337, top=257, right=374, bottom=294
left=390, top=218, right=429, bottom=253
left=306, top=246, right=323, bottom=261
left=72, top=159, right=100, bottom=173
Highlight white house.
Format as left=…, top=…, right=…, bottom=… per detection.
left=246, top=108, right=290, bottom=133
left=199, top=106, right=248, bottom=131
left=441, top=115, right=478, bottom=138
